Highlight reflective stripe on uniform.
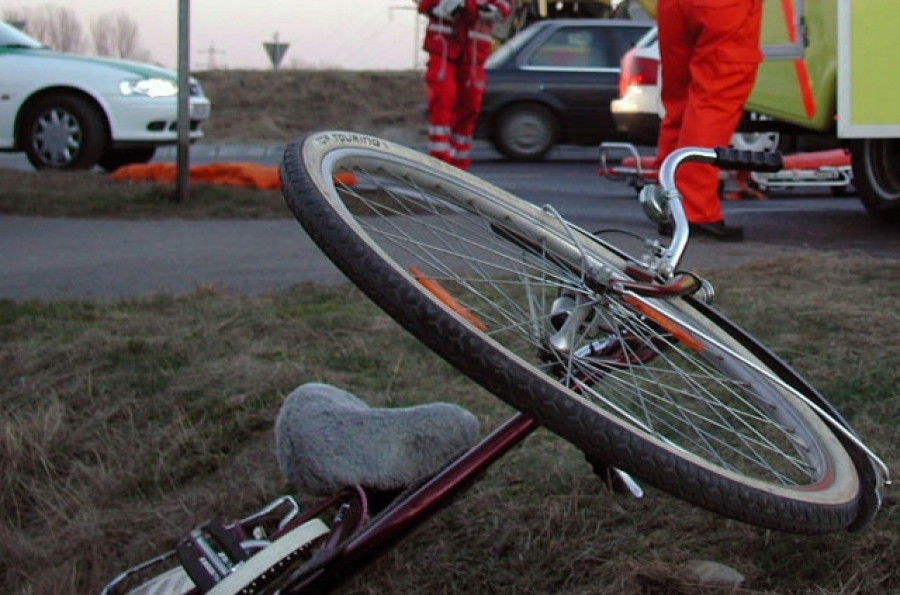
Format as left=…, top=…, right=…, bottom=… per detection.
left=428, top=140, right=453, bottom=153
left=429, top=125, right=452, bottom=136
left=468, top=30, right=494, bottom=43
left=428, top=23, right=454, bottom=34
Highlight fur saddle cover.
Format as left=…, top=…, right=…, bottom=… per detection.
left=275, top=383, right=481, bottom=495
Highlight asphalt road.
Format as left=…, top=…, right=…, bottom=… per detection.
left=2, top=144, right=898, bottom=300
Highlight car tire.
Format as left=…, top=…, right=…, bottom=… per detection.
left=21, top=94, right=107, bottom=170
left=850, top=138, right=900, bottom=222
left=98, top=147, right=157, bottom=173
left=493, top=103, right=557, bottom=161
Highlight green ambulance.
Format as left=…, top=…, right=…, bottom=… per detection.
left=748, top=0, right=899, bottom=221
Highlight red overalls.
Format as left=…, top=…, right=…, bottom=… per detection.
left=655, top=0, right=764, bottom=224
left=419, top=0, right=511, bottom=170
left=451, top=0, right=512, bottom=170
left=419, top=0, right=465, bottom=164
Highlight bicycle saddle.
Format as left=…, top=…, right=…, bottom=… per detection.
left=275, top=383, right=480, bottom=495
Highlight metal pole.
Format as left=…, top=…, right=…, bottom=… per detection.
left=273, top=32, right=280, bottom=71
left=176, top=0, right=190, bottom=203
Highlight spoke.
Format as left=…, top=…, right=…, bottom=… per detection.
left=330, top=158, right=828, bottom=488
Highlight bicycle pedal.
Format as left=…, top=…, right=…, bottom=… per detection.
left=176, top=520, right=250, bottom=590
left=102, top=497, right=307, bottom=595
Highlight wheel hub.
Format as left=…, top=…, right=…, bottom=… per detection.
left=34, top=110, right=81, bottom=166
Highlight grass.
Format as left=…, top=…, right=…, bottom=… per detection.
left=0, top=168, right=290, bottom=219
left=1, top=250, right=899, bottom=594
left=2, top=158, right=899, bottom=593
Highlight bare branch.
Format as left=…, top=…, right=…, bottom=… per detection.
left=31, top=4, right=86, bottom=52
left=3, top=5, right=152, bottom=61
left=90, top=11, right=149, bottom=60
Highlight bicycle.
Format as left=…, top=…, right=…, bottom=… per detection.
left=104, top=130, right=889, bottom=595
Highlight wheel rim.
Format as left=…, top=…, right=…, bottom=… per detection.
left=32, top=107, right=83, bottom=167
left=501, top=110, right=552, bottom=157
left=300, top=146, right=852, bottom=496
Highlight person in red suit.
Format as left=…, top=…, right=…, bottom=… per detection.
left=450, top=0, right=511, bottom=170
left=418, top=0, right=467, bottom=165
left=418, top=0, right=511, bottom=171
left=655, top=0, right=764, bottom=241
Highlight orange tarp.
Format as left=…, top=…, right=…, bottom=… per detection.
left=110, top=162, right=281, bottom=190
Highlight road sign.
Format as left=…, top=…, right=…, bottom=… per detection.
left=264, top=40, right=290, bottom=70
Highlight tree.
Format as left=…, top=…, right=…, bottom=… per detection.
left=91, top=11, right=151, bottom=61
left=2, top=8, right=29, bottom=31
left=16, top=4, right=86, bottom=53
left=2, top=5, right=152, bottom=62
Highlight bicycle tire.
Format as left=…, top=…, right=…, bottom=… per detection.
left=280, top=131, right=870, bottom=534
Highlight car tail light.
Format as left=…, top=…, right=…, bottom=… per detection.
left=618, top=51, right=659, bottom=97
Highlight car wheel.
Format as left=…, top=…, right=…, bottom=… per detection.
left=850, top=138, right=900, bottom=222
left=98, top=147, right=157, bottom=173
left=493, top=104, right=557, bottom=161
left=21, top=94, right=107, bottom=170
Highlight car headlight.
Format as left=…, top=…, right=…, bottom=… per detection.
left=119, top=78, right=179, bottom=98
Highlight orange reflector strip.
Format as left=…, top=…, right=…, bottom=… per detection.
left=333, top=171, right=358, bottom=186
left=623, top=295, right=703, bottom=353
left=781, top=0, right=816, bottom=119
left=409, top=266, right=488, bottom=332
left=793, top=60, right=816, bottom=119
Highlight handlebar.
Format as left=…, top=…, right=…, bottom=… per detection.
left=650, top=146, right=784, bottom=277
left=657, top=146, right=783, bottom=195
left=711, top=147, right=784, bottom=172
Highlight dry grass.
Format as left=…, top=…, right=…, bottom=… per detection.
left=193, top=70, right=427, bottom=145
left=2, top=70, right=898, bottom=594
left=0, top=167, right=289, bottom=219
left=1, top=252, right=899, bottom=594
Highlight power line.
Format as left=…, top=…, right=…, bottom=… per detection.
left=199, top=40, right=226, bottom=69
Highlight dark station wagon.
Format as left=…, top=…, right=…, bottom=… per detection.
left=475, top=18, right=654, bottom=161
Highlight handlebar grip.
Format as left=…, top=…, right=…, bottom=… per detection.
left=713, top=147, right=783, bottom=172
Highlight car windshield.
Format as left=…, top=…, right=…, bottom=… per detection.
left=0, top=21, right=45, bottom=49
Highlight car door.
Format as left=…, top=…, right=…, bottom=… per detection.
left=521, top=23, right=650, bottom=143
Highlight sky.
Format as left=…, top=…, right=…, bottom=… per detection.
left=31, top=1, right=426, bottom=70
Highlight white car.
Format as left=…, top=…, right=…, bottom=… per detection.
left=609, top=26, right=661, bottom=147
left=0, top=20, right=211, bottom=171
left=610, top=26, right=783, bottom=152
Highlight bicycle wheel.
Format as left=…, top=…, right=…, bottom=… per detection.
left=280, top=131, right=874, bottom=533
